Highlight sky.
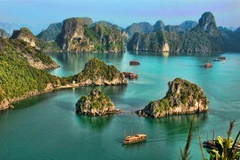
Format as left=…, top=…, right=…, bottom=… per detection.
left=0, top=0, right=239, bottom=34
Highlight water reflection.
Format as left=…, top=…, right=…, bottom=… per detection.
left=128, top=50, right=221, bottom=57
left=146, top=113, right=208, bottom=133
left=128, top=50, right=163, bottom=57
left=76, top=85, right=127, bottom=98
left=162, top=52, right=169, bottom=57
left=47, top=52, right=124, bottom=77
left=13, top=91, right=58, bottom=109
left=122, top=140, right=146, bottom=149
left=75, top=114, right=114, bottom=131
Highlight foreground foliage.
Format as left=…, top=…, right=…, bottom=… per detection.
left=206, top=121, right=240, bottom=160
left=181, top=120, right=240, bottom=160
left=0, top=38, right=59, bottom=101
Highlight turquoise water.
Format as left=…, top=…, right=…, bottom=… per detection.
left=0, top=51, right=240, bottom=160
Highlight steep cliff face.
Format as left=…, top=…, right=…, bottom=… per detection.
left=127, top=12, right=224, bottom=54
left=76, top=89, right=119, bottom=116
left=127, top=30, right=182, bottom=52
left=198, top=12, right=220, bottom=36
left=0, top=28, right=10, bottom=38
left=136, top=78, right=209, bottom=118
left=56, top=18, right=125, bottom=53
left=11, top=27, right=36, bottom=47
left=182, top=26, right=224, bottom=54
left=7, top=36, right=59, bottom=69
left=37, top=22, right=62, bottom=41
left=69, top=58, right=128, bottom=86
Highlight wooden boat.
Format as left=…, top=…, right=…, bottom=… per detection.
left=204, top=60, right=212, bottom=68
left=123, top=72, right=138, bottom=79
left=130, top=60, right=140, bottom=65
left=204, top=63, right=212, bottom=68
left=129, top=73, right=138, bottom=79
left=122, top=133, right=147, bottom=145
left=218, top=56, right=226, bottom=60
left=213, top=56, right=226, bottom=61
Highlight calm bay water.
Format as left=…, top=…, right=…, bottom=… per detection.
left=0, top=51, right=240, bottom=160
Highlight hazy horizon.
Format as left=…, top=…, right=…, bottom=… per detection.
left=0, top=0, right=239, bottom=34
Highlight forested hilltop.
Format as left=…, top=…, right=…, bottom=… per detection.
left=0, top=38, right=61, bottom=110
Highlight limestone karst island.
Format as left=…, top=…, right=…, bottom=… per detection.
left=1, top=1, right=240, bottom=159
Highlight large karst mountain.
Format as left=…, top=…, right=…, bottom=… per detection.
left=127, top=12, right=225, bottom=54
left=3, top=12, right=240, bottom=54
left=56, top=17, right=125, bottom=53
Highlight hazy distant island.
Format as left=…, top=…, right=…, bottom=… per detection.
left=136, top=78, right=209, bottom=118
left=0, top=28, right=10, bottom=39
left=1, top=11, right=240, bottom=54
left=76, top=88, right=121, bottom=116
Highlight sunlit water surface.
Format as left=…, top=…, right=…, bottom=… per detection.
left=0, top=51, right=240, bottom=160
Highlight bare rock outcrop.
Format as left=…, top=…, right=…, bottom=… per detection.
left=11, top=27, right=36, bottom=47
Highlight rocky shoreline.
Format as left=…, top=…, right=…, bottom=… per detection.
left=75, top=89, right=121, bottom=116
left=0, top=58, right=128, bottom=111
left=136, top=78, right=209, bottom=118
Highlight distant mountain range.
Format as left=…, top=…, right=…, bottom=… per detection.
left=0, top=22, right=44, bottom=35
left=127, top=12, right=239, bottom=54
left=1, top=12, right=240, bottom=54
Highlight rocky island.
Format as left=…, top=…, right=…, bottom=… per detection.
left=136, top=78, right=209, bottom=118
left=56, top=17, right=125, bottom=53
left=66, top=58, right=128, bottom=86
left=76, top=89, right=120, bottom=116
left=127, top=12, right=224, bottom=54
left=0, top=38, right=127, bottom=111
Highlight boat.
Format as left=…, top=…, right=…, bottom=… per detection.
left=204, top=60, right=212, bottom=68
left=218, top=56, right=226, bottom=60
left=130, top=60, right=140, bottom=65
left=129, top=73, right=138, bottom=79
left=204, top=63, right=212, bottom=68
left=122, top=133, right=147, bottom=145
left=213, top=56, right=226, bottom=61
left=123, top=72, right=138, bottom=79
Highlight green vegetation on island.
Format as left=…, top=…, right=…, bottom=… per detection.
left=66, top=58, right=127, bottom=85
left=37, top=22, right=63, bottom=42
left=56, top=17, right=125, bottom=53
left=127, top=12, right=225, bottom=54
left=11, top=27, right=61, bottom=52
left=76, top=88, right=120, bottom=116
left=0, top=38, right=127, bottom=110
left=0, top=38, right=60, bottom=103
left=136, top=78, right=209, bottom=118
